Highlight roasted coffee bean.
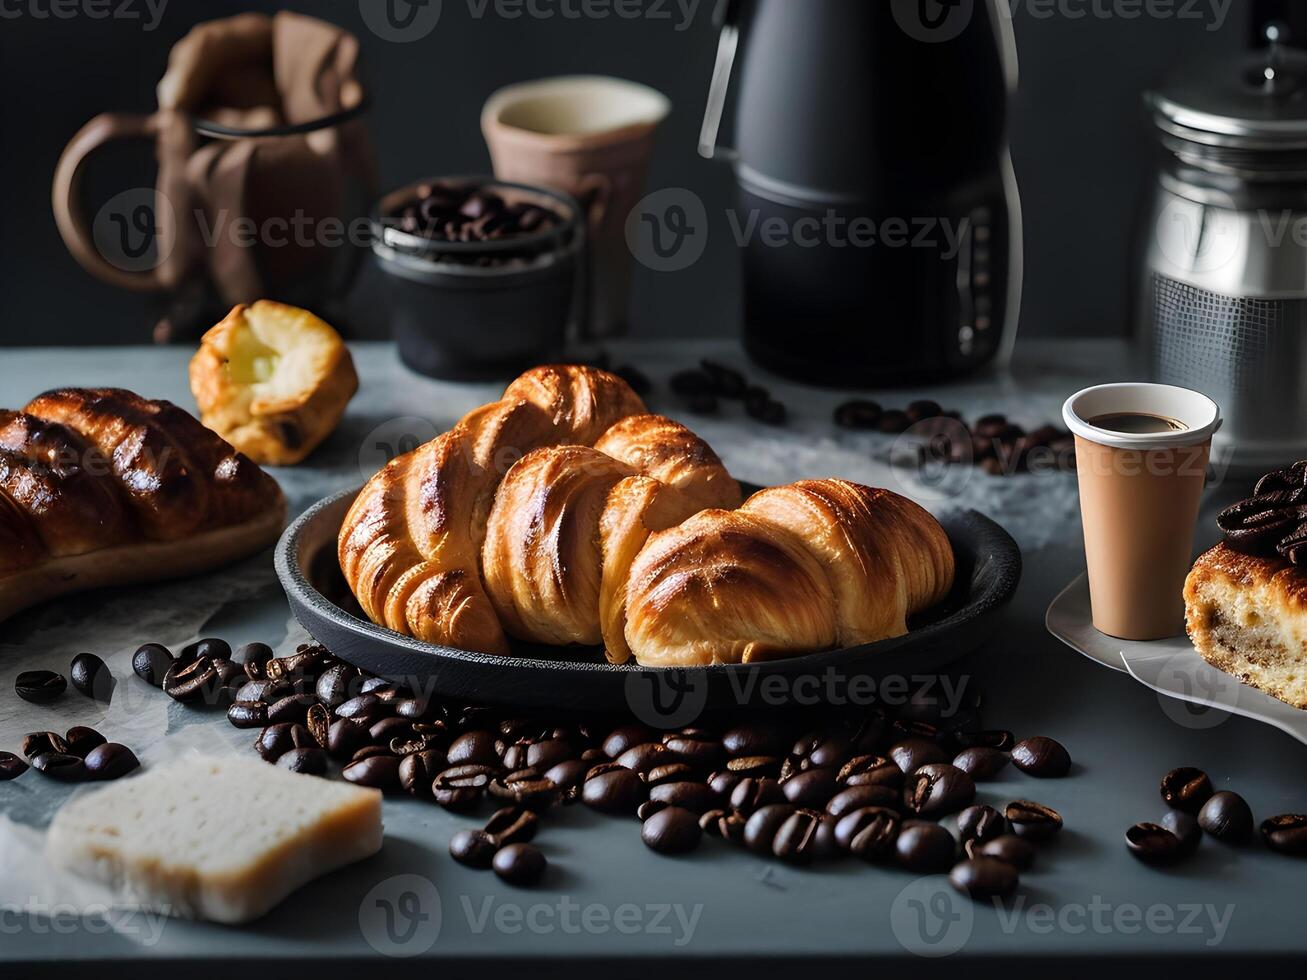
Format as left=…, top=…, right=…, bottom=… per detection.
left=132, top=644, right=174, bottom=687
left=906, top=399, right=943, bottom=423
left=1198, top=791, right=1253, bottom=843
left=649, top=781, right=721, bottom=814
left=671, top=369, right=714, bottom=398
left=341, top=754, right=401, bottom=791
left=721, top=723, right=791, bottom=759
left=953, top=746, right=1010, bottom=779
left=15, top=670, right=66, bottom=704
left=394, top=698, right=438, bottom=721
left=743, top=803, right=797, bottom=855
left=952, top=729, right=1015, bottom=752
left=1005, top=800, right=1063, bottom=841
left=234, top=678, right=291, bottom=704
left=486, top=806, right=539, bottom=845
left=616, top=742, right=680, bottom=775
left=726, top=755, right=781, bottom=777
left=835, top=806, right=901, bottom=861
left=254, top=723, right=313, bottom=762
left=1010, top=736, right=1071, bottom=778
left=708, top=770, right=744, bottom=798
left=637, top=799, right=669, bottom=821
left=973, top=414, right=1008, bottom=439
left=782, top=768, right=838, bottom=808
left=336, top=694, right=385, bottom=724
left=450, top=829, right=498, bottom=869
left=957, top=804, right=1006, bottom=844
left=826, top=784, right=900, bottom=818
left=23, top=731, right=68, bottom=759
left=1159, top=766, right=1214, bottom=814
left=1161, top=810, right=1202, bottom=858
left=787, top=732, right=850, bottom=774
left=234, top=642, right=274, bottom=679
left=950, top=856, right=1018, bottom=899
left=315, top=663, right=358, bottom=709
left=581, top=764, right=646, bottom=814
left=642, top=806, right=703, bottom=855
left=305, top=703, right=332, bottom=747
left=433, top=764, right=496, bottom=811
left=834, top=400, right=883, bottom=430
left=700, top=808, right=747, bottom=843
left=352, top=745, right=394, bottom=763
left=278, top=746, right=328, bottom=776
left=1125, top=822, right=1185, bottom=865
left=178, top=638, right=231, bottom=664
left=490, top=771, right=560, bottom=812
left=267, top=649, right=330, bottom=682
left=891, top=719, right=945, bottom=744
left=663, top=731, right=724, bottom=770
left=603, top=723, right=657, bottom=759
left=896, top=822, right=957, bottom=872
left=889, top=738, right=947, bottom=774
left=162, top=657, right=219, bottom=704
left=838, top=754, right=902, bottom=788
left=493, top=843, right=546, bottom=886
left=0, top=752, right=28, bottom=780
left=69, top=652, right=112, bottom=701
left=213, top=658, right=248, bottom=701
left=747, top=397, right=787, bottom=427
left=63, top=726, right=106, bottom=758
left=326, top=718, right=369, bottom=760
left=1261, top=814, right=1307, bottom=856
left=645, top=762, right=695, bottom=787
left=228, top=700, right=269, bottom=729
left=84, top=742, right=139, bottom=780
left=367, top=717, right=411, bottom=746
left=543, top=758, right=589, bottom=795
left=730, top=777, right=786, bottom=813
left=973, top=834, right=1036, bottom=870
left=267, top=693, right=316, bottom=726
left=30, top=752, right=87, bottom=782
left=500, top=742, right=532, bottom=771
left=878, top=409, right=911, bottom=434
left=903, top=764, right=975, bottom=818
left=841, top=712, right=889, bottom=754
left=525, top=738, right=575, bottom=772
left=398, top=750, right=446, bottom=799
left=772, top=808, right=823, bottom=863
left=700, top=360, right=747, bottom=399
left=448, top=730, right=502, bottom=768
left=392, top=733, right=440, bottom=757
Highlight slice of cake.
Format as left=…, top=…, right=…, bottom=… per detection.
left=46, top=756, right=383, bottom=924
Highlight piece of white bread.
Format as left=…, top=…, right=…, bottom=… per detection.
left=45, top=756, right=383, bottom=924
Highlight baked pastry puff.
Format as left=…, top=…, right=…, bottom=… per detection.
left=190, top=301, right=358, bottom=466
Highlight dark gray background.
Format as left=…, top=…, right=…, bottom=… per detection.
left=0, top=0, right=1253, bottom=347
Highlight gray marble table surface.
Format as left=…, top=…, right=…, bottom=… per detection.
left=1, top=339, right=1304, bottom=976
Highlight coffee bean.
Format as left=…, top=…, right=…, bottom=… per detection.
left=228, top=701, right=269, bottom=729
left=303, top=703, right=333, bottom=747
left=65, top=726, right=107, bottom=754
left=957, top=804, right=1006, bottom=844
left=838, top=754, right=902, bottom=788
left=336, top=694, right=386, bottom=725
left=1198, top=791, right=1253, bottom=843
left=234, top=642, right=274, bottom=677
left=786, top=732, right=850, bottom=774
left=772, top=808, right=823, bottom=863
left=450, top=829, right=498, bottom=869
left=315, top=663, right=358, bottom=709
left=581, top=764, right=646, bottom=814
left=637, top=799, right=669, bottom=821
left=490, top=771, right=560, bottom=811
left=398, top=750, right=446, bottom=799
left=722, top=723, right=791, bottom=759
left=352, top=745, right=394, bottom=763
left=84, top=742, right=139, bottom=780
left=663, top=731, right=724, bottom=771
left=903, top=764, right=975, bottom=818
left=1161, top=810, right=1202, bottom=858
left=616, top=742, right=679, bottom=775
left=642, top=806, right=703, bottom=855
left=543, top=758, right=589, bottom=797
left=1262, top=814, right=1307, bottom=856
left=889, top=738, right=947, bottom=773
left=1005, top=800, right=1063, bottom=841
left=234, top=678, right=291, bottom=704
left=254, top=722, right=313, bottom=762
left=23, top=731, right=68, bottom=759
left=132, top=644, right=174, bottom=687
left=486, top=806, right=539, bottom=846
left=1125, top=822, right=1185, bottom=865
left=782, top=768, right=838, bottom=809
left=30, top=752, right=87, bottom=782
left=69, top=652, right=112, bottom=701
left=448, top=730, right=502, bottom=768
left=340, top=754, right=399, bottom=790
left=950, top=856, right=1018, bottom=899
left=525, top=738, right=575, bottom=772
left=707, top=770, right=744, bottom=798
left=500, top=742, right=532, bottom=771
left=700, top=808, right=747, bottom=843
left=834, top=400, right=883, bottom=430
left=952, top=730, right=1015, bottom=751
left=671, top=370, right=714, bottom=398
left=973, top=834, right=1036, bottom=870
left=896, top=822, right=957, bottom=872
left=603, top=723, right=657, bottom=759
left=700, top=360, right=747, bottom=398
left=0, top=752, right=28, bottom=780
left=906, top=400, right=943, bottom=423
left=1159, top=767, right=1214, bottom=814
left=826, top=784, right=900, bottom=817
left=645, top=762, right=695, bottom=787
left=836, top=807, right=901, bottom=861
left=747, top=397, right=787, bottom=426
left=162, top=657, right=219, bottom=704
left=265, top=693, right=315, bottom=726
left=277, top=746, right=328, bottom=776
left=1010, top=737, right=1070, bottom=778
left=743, top=803, right=797, bottom=855
left=433, top=764, right=495, bottom=810
left=973, top=414, right=1008, bottom=439
left=726, top=755, right=781, bottom=777
left=15, top=670, right=66, bottom=704
left=730, top=776, right=786, bottom=813
left=952, top=746, right=1010, bottom=779
left=326, top=718, right=369, bottom=760
left=877, top=409, right=910, bottom=433
left=649, top=781, right=721, bottom=814
left=493, top=843, right=546, bottom=886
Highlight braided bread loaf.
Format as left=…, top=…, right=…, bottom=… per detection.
left=340, top=366, right=955, bottom=666
left=0, top=388, right=285, bottom=623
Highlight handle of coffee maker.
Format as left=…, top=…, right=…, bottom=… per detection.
left=51, top=111, right=178, bottom=293
left=698, top=0, right=741, bottom=162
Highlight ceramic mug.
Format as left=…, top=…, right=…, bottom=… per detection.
left=482, top=75, right=671, bottom=340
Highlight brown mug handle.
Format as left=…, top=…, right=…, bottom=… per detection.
left=52, top=112, right=177, bottom=293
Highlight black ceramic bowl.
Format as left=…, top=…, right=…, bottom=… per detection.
left=372, top=177, right=583, bottom=380
left=275, top=485, right=1023, bottom=714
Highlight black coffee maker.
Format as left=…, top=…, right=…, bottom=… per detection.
left=700, top=0, right=1022, bottom=386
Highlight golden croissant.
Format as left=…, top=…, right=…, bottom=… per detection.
left=340, top=365, right=955, bottom=666
left=0, top=388, right=286, bottom=624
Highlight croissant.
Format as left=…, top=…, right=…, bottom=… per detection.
left=0, top=388, right=286, bottom=624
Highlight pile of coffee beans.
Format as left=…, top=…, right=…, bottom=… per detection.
left=1, top=725, right=137, bottom=784
left=670, top=361, right=788, bottom=426
left=1125, top=766, right=1306, bottom=864
left=390, top=182, right=560, bottom=246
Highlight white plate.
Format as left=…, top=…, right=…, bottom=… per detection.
left=1046, top=573, right=1307, bottom=746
